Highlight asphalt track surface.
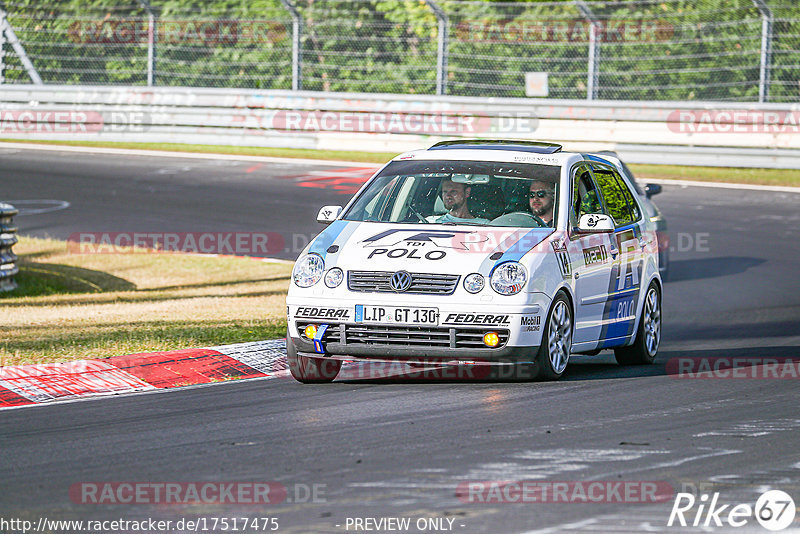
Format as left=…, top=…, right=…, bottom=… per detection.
left=2, top=147, right=800, bottom=533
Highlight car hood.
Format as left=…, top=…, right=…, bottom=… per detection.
left=305, top=220, right=555, bottom=275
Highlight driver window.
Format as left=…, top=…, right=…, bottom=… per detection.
left=570, top=166, right=604, bottom=227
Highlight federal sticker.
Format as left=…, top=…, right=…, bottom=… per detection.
left=442, top=313, right=510, bottom=326
left=295, top=307, right=350, bottom=320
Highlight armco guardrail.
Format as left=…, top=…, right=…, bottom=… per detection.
left=1, top=85, right=800, bottom=168
left=0, top=202, right=19, bottom=292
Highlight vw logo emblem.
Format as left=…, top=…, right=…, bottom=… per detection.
left=390, top=270, right=412, bottom=292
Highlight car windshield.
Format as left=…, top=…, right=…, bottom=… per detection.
left=342, top=160, right=561, bottom=227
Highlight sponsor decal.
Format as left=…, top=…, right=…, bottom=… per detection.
left=362, top=229, right=476, bottom=250
left=442, top=313, right=510, bottom=325
left=520, top=314, right=542, bottom=332
left=614, top=231, right=641, bottom=292
left=551, top=239, right=571, bottom=278
left=511, top=155, right=561, bottom=165
left=295, top=307, right=350, bottom=320
left=598, top=230, right=642, bottom=346
left=366, top=247, right=446, bottom=260
left=583, top=244, right=608, bottom=266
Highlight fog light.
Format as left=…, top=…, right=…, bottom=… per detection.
left=483, top=332, right=500, bottom=347
left=304, top=324, right=318, bottom=339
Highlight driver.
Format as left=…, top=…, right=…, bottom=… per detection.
left=428, top=179, right=490, bottom=224
left=528, top=180, right=555, bottom=226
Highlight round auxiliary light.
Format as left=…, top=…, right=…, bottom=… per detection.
left=463, top=273, right=485, bottom=294
left=325, top=267, right=344, bottom=288
left=483, top=332, right=500, bottom=348
left=304, top=324, right=318, bottom=339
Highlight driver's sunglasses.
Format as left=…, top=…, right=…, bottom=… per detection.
left=529, top=189, right=553, bottom=199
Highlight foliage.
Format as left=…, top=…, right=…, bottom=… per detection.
left=2, top=0, right=798, bottom=101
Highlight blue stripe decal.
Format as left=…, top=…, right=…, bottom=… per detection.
left=308, top=220, right=352, bottom=260
left=584, top=154, right=612, bottom=165
left=479, top=228, right=553, bottom=274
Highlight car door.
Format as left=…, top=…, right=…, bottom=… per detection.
left=568, top=164, right=615, bottom=346
left=590, top=164, right=646, bottom=347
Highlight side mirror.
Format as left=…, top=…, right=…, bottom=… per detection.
left=316, top=205, right=342, bottom=224
left=644, top=183, right=662, bottom=198
left=577, top=213, right=614, bottom=234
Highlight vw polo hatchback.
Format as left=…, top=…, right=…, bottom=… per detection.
left=286, top=140, right=662, bottom=383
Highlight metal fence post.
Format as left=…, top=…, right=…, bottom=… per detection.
left=752, top=0, right=772, bottom=103
left=576, top=1, right=600, bottom=100
left=0, top=8, right=43, bottom=84
left=0, top=202, right=19, bottom=292
left=279, top=0, right=302, bottom=91
left=424, top=0, right=448, bottom=96
left=0, top=17, right=5, bottom=84
left=136, top=0, right=157, bottom=86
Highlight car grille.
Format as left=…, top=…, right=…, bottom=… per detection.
left=347, top=271, right=460, bottom=295
left=297, top=322, right=509, bottom=349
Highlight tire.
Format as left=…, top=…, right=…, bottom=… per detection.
left=534, top=292, right=573, bottom=380
left=615, top=282, right=661, bottom=365
left=286, top=333, right=341, bottom=383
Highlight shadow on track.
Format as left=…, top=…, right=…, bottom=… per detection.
left=666, top=256, right=765, bottom=283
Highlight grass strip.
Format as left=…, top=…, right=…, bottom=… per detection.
left=1, top=237, right=291, bottom=366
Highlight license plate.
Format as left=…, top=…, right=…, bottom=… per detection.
left=355, top=305, right=439, bottom=325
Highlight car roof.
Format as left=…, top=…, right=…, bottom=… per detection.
left=394, top=140, right=587, bottom=167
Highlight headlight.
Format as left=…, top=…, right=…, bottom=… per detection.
left=463, top=273, right=485, bottom=294
left=324, top=267, right=344, bottom=288
left=293, top=254, right=325, bottom=287
left=490, top=262, right=527, bottom=295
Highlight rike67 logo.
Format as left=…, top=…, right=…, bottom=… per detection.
left=668, top=490, right=796, bottom=531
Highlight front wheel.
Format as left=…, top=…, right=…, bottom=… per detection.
left=615, top=282, right=661, bottom=365
left=535, top=293, right=573, bottom=380
left=286, top=334, right=341, bottom=383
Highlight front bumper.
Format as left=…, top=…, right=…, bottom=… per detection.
left=290, top=331, right=539, bottom=364
left=287, top=294, right=550, bottom=364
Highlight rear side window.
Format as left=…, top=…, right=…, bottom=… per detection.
left=592, top=167, right=634, bottom=227
left=616, top=174, right=642, bottom=222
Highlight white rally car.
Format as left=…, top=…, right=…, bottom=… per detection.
left=286, top=140, right=662, bottom=383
